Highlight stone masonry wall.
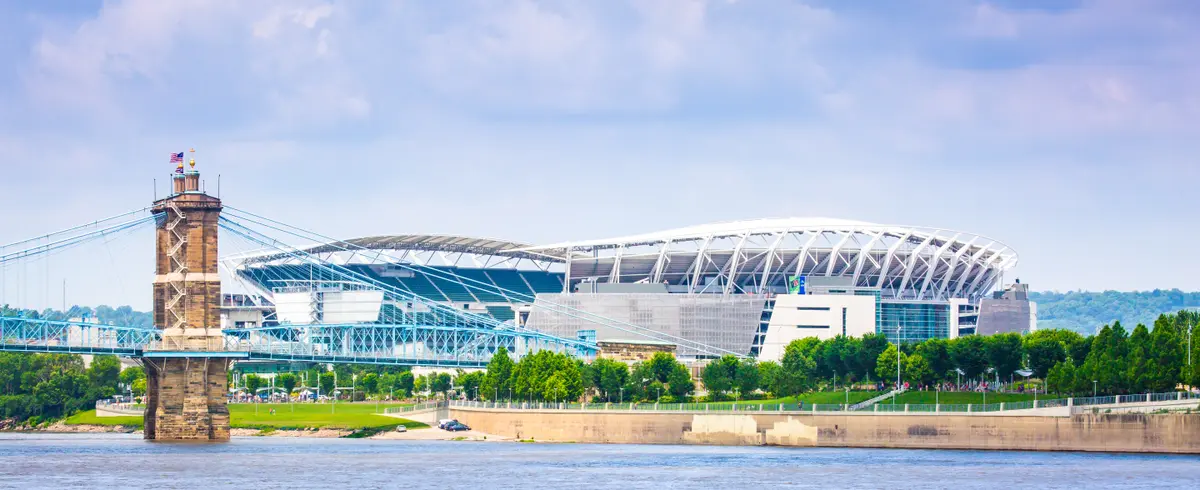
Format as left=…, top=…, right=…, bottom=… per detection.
left=450, top=408, right=1200, bottom=454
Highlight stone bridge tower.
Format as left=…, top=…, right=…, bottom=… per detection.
left=143, top=156, right=230, bottom=441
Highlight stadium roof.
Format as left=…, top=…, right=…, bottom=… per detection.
left=516, top=218, right=1017, bottom=301
left=520, top=217, right=1011, bottom=256
left=240, top=234, right=553, bottom=264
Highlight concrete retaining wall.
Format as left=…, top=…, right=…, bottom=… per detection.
left=450, top=407, right=1200, bottom=454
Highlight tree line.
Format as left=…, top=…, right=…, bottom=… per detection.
left=0, top=352, right=143, bottom=425
left=463, top=310, right=1200, bottom=403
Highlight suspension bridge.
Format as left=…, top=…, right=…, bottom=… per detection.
left=0, top=159, right=728, bottom=441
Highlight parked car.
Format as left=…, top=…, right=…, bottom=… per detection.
left=438, top=419, right=458, bottom=430
left=395, top=425, right=407, bottom=433
left=446, top=422, right=470, bottom=432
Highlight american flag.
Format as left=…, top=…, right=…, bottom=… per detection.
left=170, top=152, right=184, bottom=163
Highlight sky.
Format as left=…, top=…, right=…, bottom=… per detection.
left=0, top=0, right=1198, bottom=310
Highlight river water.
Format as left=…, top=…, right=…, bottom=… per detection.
left=1, top=433, right=1197, bottom=489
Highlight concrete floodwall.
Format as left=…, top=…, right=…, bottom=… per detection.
left=449, top=407, right=1200, bottom=454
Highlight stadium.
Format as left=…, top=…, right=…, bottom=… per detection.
left=224, top=218, right=1032, bottom=361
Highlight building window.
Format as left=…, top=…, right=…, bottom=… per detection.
left=795, top=307, right=831, bottom=311
left=842, top=307, right=847, bottom=336
left=795, top=325, right=830, bottom=329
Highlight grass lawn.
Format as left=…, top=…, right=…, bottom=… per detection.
left=229, top=402, right=427, bottom=430
left=64, top=410, right=144, bottom=427
left=704, top=391, right=883, bottom=407
left=892, top=391, right=1040, bottom=405
left=63, top=402, right=427, bottom=431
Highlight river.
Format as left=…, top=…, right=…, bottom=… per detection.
left=1, top=433, right=1197, bottom=489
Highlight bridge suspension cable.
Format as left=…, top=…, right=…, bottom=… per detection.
left=221, top=206, right=743, bottom=358
left=0, top=207, right=151, bottom=251
left=0, top=214, right=156, bottom=265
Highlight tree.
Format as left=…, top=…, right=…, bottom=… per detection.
left=544, top=373, right=569, bottom=402
left=86, top=355, right=121, bottom=400
left=360, top=373, right=379, bottom=396
left=734, top=359, right=760, bottom=398
left=456, top=371, right=485, bottom=400
left=431, top=372, right=452, bottom=398
left=775, top=340, right=817, bottom=396
left=378, top=373, right=398, bottom=397
left=985, top=333, right=1024, bottom=382
left=118, top=366, right=144, bottom=388
left=914, top=338, right=952, bottom=383
left=1024, top=336, right=1067, bottom=379
left=131, top=377, right=147, bottom=397
left=646, top=352, right=677, bottom=384
left=757, top=361, right=781, bottom=397
left=858, top=333, right=889, bottom=381
left=319, top=372, right=335, bottom=397
left=1046, top=360, right=1076, bottom=395
left=875, top=345, right=905, bottom=387
left=1125, top=324, right=1152, bottom=393
left=277, top=373, right=299, bottom=395
left=398, top=371, right=415, bottom=397
left=905, top=353, right=933, bottom=387
left=949, top=335, right=988, bottom=380
left=701, top=355, right=738, bottom=400
left=666, top=363, right=694, bottom=400
left=481, top=347, right=515, bottom=401
left=1145, top=322, right=1183, bottom=392
left=590, top=358, right=629, bottom=402
left=245, top=374, right=264, bottom=396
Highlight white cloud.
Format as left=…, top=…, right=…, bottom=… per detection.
left=3, top=0, right=1200, bottom=296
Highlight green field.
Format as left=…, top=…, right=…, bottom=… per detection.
left=64, top=410, right=143, bottom=427
left=891, top=391, right=1041, bottom=405
left=705, top=391, right=883, bottom=407
left=64, top=402, right=428, bottom=431
left=229, top=403, right=427, bottom=430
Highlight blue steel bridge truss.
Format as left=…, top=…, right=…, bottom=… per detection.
left=0, top=317, right=589, bottom=368
left=0, top=317, right=158, bottom=357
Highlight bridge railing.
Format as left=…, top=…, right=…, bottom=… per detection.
left=382, top=402, right=445, bottom=415
left=96, top=400, right=144, bottom=415
left=446, top=391, right=1200, bottom=415
left=0, top=317, right=159, bottom=355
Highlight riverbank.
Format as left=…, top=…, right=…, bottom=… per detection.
left=449, top=406, right=1200, bottom=454
left=17, top=421, right=500, bottom=440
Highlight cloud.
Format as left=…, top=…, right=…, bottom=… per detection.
left=1, top=0, right=1200, bottom=300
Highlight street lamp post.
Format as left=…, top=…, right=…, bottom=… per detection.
left=896, top=327, right=903, bottom=392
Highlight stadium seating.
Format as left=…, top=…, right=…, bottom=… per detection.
left=486, top=305, right=516, bottom=322
left=521, top=270, right=565, bottom=294
left=482, top=269, right=536, bottom=299
left=454, top=269, right=508, bottom=302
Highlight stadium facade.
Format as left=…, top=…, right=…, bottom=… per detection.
left=225, top=218, right=1034, bottom=361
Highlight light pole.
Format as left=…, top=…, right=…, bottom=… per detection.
left=896, top=327, right=903, bottom=392
left=1093, top=380, right=1098, bottom=398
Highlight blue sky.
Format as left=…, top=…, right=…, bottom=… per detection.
left=1, top=0, right=1198, bottom=309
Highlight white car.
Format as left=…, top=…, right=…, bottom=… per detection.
left=395, top=425, right=407, bottom=433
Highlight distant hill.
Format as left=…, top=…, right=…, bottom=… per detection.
left=1030, top=290, right=1200, bottom=334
